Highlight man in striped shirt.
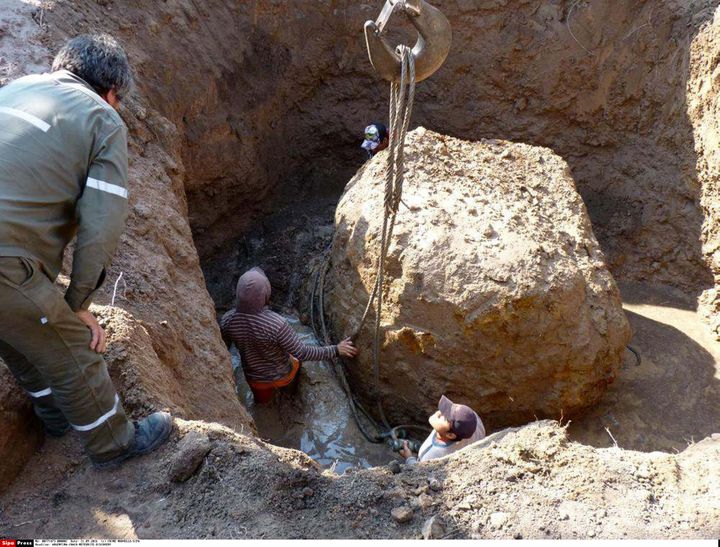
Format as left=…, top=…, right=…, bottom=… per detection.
left=0, top=35, right=171, bottom=468
left=222, top=267, right=358, bottom=403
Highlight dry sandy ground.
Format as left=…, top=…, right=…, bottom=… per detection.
left=571, top=282, right=720, bottom=452
left=0, top=417, right=717, bottom=540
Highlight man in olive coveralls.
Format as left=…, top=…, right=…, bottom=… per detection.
left=0, top=35, right=171, bottom=468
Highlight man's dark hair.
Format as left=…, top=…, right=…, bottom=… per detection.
left=52, top=34, right=133, bottom=99
left=373, top=122, right=388, bottom=142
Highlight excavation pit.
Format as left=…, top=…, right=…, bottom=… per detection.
left=1, top=0, right=720, bottom=538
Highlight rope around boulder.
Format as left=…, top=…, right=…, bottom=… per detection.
left=308, top=46, right=424, bottom=443
left=356, top=45, right=416, bottom=425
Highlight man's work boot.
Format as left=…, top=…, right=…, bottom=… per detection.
left=33, top=401, right=72, bottom=438
left=93, top=411, right=173, bottom=470
left=45, top=422, right=72, bottom=438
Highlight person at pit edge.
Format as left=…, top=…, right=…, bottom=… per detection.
left=400, top=395, right=486, bottom=464
left=0, top=34, right=172, bottom=469
left=361, top=122, right=389, bottom=158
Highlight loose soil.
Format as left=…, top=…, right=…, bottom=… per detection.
left=0, top=420, right=717, bottom=539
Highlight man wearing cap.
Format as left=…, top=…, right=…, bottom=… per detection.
left=400, top=395, right=486, bottom=464
left=361, top=122, right=389, bottom=158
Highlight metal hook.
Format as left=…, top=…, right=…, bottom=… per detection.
left=364, top=0, right=452, bottom=83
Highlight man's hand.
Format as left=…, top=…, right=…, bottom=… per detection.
left=337, top=338, right=358, bottom=358
left=75, top=310, right=107, bottom=353
left=399, top=440, right=413, bottom=459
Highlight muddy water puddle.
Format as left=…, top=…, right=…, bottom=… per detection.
left=231, top=314, right=394, bottom=473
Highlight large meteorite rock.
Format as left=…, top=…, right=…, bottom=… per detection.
left=326, top=128, right=630, bottom=428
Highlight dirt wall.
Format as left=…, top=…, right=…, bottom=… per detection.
left=28, top=1, right=717, bottom=300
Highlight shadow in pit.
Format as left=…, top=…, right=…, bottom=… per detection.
left=569, top=306, right=720, bottom=452
left=618, top=280, right=699, bottom=312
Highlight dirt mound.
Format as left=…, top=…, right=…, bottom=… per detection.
left=0, top=367, right=41, bottom=491
left=1, top=419, right=718, bottom=539
left=325, top=128, right=630, bottom=427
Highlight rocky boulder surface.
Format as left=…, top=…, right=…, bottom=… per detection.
left=326, top=128, right=631, bottom=428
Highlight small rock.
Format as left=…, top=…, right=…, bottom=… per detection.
left=109, top=478, right=128, bottom=491
left=302, top=487, right=314, bottom=498
left=391, top=505, right=414, bottom=524
left=388, top=460, right=401, bottom=474
left=417, top=493, right=434, bottom=509
left=422, top=515, right=445, bottom=539
left=428, top=478, right=442, bottom=491
left=513, top=532, right=523, bottom=539
left=514, top=97, right=528, bottom=112
left=490, top=512, right=509, bottom=528
left=588, top=530, right=596, bottom=538
left=168, top=431, right=211, bottom=482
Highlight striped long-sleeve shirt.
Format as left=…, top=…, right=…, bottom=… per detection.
left=221, top=309, right=339, bottom=383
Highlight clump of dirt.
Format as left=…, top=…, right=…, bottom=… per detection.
left=1, top=419, right=718, bottom=539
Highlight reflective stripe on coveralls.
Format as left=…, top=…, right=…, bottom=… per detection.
left=26, top=387, right=53, bottom=398
left=71, top=394, right=121, bottom=432
left=0, top=106, right=51, bottom=132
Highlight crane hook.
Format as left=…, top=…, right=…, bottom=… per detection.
left=364, top=0, right=452, bottom=83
